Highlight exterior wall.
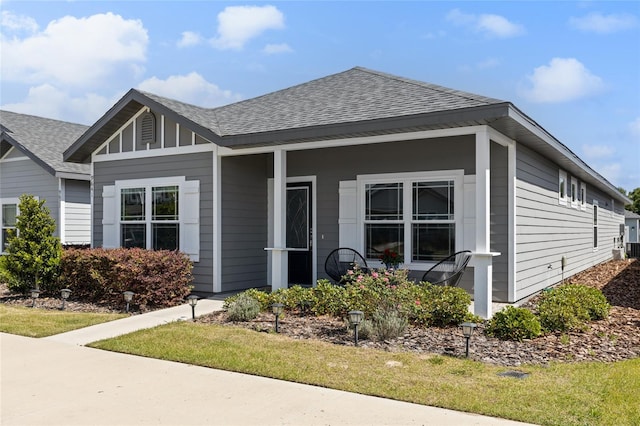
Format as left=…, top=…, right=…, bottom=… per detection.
left=0, top=157, right=60, bottom=237
left=489, top=142, right=509, bottom=302
left=287, top=135, right=480, bottom=286
left=515, top=144, right=624, bottom=300
left=63, top=179, right=91, bottom=244
left=220, top=154, right=271, bottom=291
left=93, top=152, right=214, bottom=293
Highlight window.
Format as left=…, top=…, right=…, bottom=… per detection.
left=103, top=176, right=199, bottom=261
left=120, top=185, right=179, bottom=250
left=361, top=173, right=459, bottom=265
left=558, top=170, right=567, bottom=205
left=593, top=200, right=598, bottom=250
left=570, top=177, right=578, bottom=208
left=579, top=182, right=587, bottom=210
left=1, top=203, right=17, bottom=252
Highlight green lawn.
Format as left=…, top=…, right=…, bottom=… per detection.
left=91, top=322, right=640, bottom=426
left=0, top=305, right=127, bottom=337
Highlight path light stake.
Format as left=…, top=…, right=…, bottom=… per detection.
left=461, top=322, right=477, bottom=358
left=348, top=310, right=364, bottom=346
left=60, top=288, right=72, bottom=310
left=30, top=288, right=40, bottom=308
left=271, top=303, right=284, bottom=333
left=187, top=295, right=199, bottom=321
left=123, top=291, right=134, bottom=313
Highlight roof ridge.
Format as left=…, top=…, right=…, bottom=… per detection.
left=0, top=109, right=88, bottom=128
left=352, top=66, right=504, bottom=105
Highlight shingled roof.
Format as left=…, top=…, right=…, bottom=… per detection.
left=0, top=110, right=90, bottom=177
left=212, top=67, right=506, bottom=136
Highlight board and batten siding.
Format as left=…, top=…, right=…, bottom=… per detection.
left=514, top=144, right=623, bottom=300
left=0, top=157, right=60, bottom=237
left=63, top=179, right=91, bottom=244
left=490, top=143, right=509, bottom=302
left=93, top=153, right=214, bottom=293
left=220, top=154, right=270, bottom=292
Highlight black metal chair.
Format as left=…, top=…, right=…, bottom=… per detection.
left=421, top=250, right=472, bottom=287
left=324, top=248, right=369, bottom=284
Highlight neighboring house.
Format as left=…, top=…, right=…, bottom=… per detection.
left=0, top=111, right=91, bottom=250
left=64, top=67, right=629, bottom=318
left=625, top=210, right=640, bottom=243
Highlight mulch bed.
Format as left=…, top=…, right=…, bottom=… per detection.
left=198, top=259, right=640, bottom=366
left=3, top=259, right=639, bottom=366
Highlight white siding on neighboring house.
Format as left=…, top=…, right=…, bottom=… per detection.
left=63, top=179, right=91, bottom=244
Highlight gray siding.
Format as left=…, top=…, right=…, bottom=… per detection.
left=93, top=152, right=214, bottom=293
left=221, top=154, right=270, bottom=291
left=0, top=158, right=60, bottom=237
left=490, top=143, right=509, bottom=302
left=515, top=144, right=623, bottom=300
left=63, top=179, right=91, bottom=244
left=287, top=135, right=476, bottom=283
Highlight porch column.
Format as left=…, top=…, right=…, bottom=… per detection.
left=271, top=149, right=288, bottom=290
left=474, top=128, right=493, bottom=319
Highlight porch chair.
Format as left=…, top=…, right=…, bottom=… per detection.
left=324, top=248, right=369, bottom=284
left=421, top=250, right=472, bottom=287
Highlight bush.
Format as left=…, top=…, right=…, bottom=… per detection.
left=369, top=308, right=408, bottom=341
left=227, top=293, right=261, bottom=321
left=224, top=288, right=272, bottom=311
left=407, top=284, right=471, bottom=326
left=538, top=284, right=610, bottom=332
left=3, top=195, right=62, bottom=293
left=311, top=280, right=347, bottom=316
left=59, top=248, right=193, bottom=310
left=486, top=306, right=542, bottom=341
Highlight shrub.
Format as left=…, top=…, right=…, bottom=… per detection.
left=486, top=306, right=542, bottom=341
left=224, top=288, right=272, bottom=311
left=407, top=284, right=471, bottom=326
left=538, top=284, right=610, bottom=332
left=369, top=308, right=408, bottom=341
left=3, top=195, right=62, bottom=293
left=311, top=280, right=347, bottom=316
left=227, top=293, right=261, bottom=321
left=59, top=248, right=193, bottom=310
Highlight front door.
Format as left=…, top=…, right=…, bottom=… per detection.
left=287, top=182, right=312, bottom=286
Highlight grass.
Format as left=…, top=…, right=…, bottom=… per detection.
left=91, top=322, right=640, bottom=426
left=0, top=305, right=127, bottom=337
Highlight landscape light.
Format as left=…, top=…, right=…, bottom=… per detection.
left=271, top=303, right=284, bottom=333
left=348, top=310, right=364, bottom=346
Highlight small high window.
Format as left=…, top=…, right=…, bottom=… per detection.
left=558, top=170, right=567, bottom=205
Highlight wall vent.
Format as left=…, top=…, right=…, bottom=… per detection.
left=140, top=112, right=156, bottom=144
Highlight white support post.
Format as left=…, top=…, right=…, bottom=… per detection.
left=212, top=147, right=222, bottom=293
left=271, top=149, right=288, bottom=290
left=474, top=128, right=493, bottom=319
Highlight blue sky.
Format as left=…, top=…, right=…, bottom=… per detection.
left=1, top=1, right=639, bottom=191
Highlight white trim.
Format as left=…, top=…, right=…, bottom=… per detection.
left=217, top=126, right=487, bottom=157
left=580, top=182, right=587, bottom=211
left=161, top=114, right=165, bottom=149
left=93, top=143, right=214, bottom=162
left=59, top=179, right=65, bottom=243
left=487, top=127, right=515, bottom=147
left=558, top=170, right=568, bottom=205
left=0, top=197, right=20, bottom=254
left=0, top=155, right=29, bottom=163
left=213, top=146, right=222, bottom=293
left=475, top=128, right=492, bottom=319
left=90, top=162, right=94, bottom=248
left=355, top=169, right=465, bottom=270
left=507, top=143, right=516, bottom=303
left=287, top=175, right=318, bottom=286
left=570, top=176, right=578, bottom=209
left=593, top=200, right=599, bottom=251
left=271, top=149, right=288, bottom=290
left=55, top=172, right=90, bottom=181
left=93, top=106, right=148, bottom=158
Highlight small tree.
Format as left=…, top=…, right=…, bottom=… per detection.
left=4, top=194, right=62, bottom=293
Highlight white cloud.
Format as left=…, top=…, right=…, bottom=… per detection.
left=446, top=8, right=524, bottom=38
left=1, top=10, right=38, bottom=33
left=137, top=72, right=242, bottom=107
left=569, top=12, right=638, bottom=34
left=477, top=57, right=500, bottom=69
left=262, top=43, right=292, bottom=54
left=520, top=58, right=605, bottom=103
left=582, top=144, right=615, bottom=158
left=177, top=31, right=202, bottom=48
left=1, top=12, right=148, bottom=88
left=210, top=5, right=285, bottom=50
left=597, top=162, right=622, bottom=184
left=0, top=84, right=117, bottom=124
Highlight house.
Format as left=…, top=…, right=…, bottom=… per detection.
left=625, top=210, right=640, bottom=259
left=63, top=67, right=630, bottom=318
left=0, top=111, right=91, bottom=250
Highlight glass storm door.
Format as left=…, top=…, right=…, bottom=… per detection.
left=287, top=182, right=312, bottom=286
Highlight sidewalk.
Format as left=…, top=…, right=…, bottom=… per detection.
left=2, top=300, right=536, bottom=426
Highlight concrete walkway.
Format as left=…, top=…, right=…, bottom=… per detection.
left=1, top=301, right=536, bottom=426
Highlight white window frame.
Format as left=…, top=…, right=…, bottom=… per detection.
left=593, top=200, right=599, bottom=251
left=558, top=170, right=567, bottom=205
left=357, top=170, right=464, bottom=270
left=579, top=182, right=587, bottom=211
left=109, top=176, right=200, bottom=261
left=0, top=198, right=20, bottom=254
left=570, top=177, right=578, bottom=208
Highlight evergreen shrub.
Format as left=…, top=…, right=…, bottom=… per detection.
left=486, top=306, right=542, bottom=341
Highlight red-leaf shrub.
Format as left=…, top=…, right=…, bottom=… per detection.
left=60, top=248, right=193, bottom=311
